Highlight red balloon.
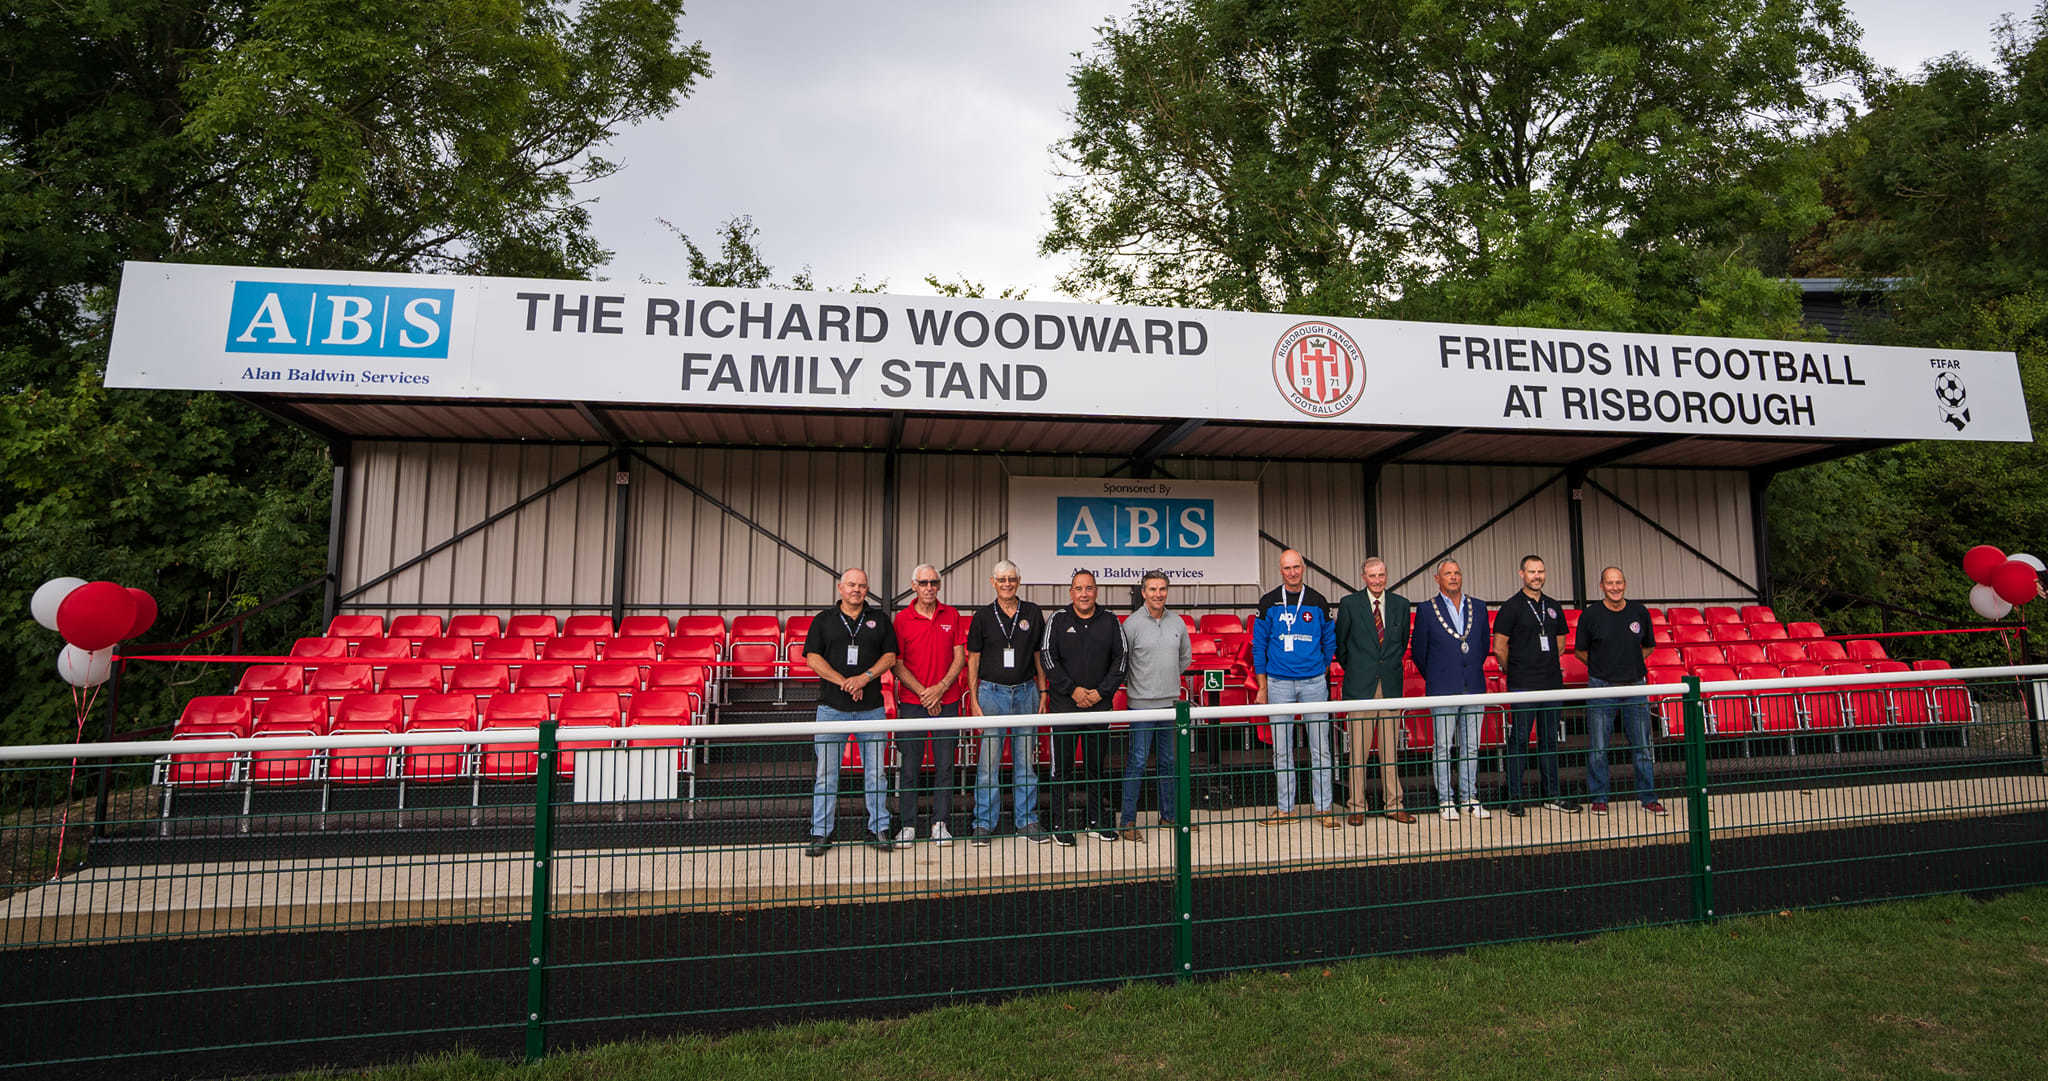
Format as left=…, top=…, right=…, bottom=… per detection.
left=1993, top=559, right=2041, bottom=606
left=1963, top=545, right=2007, bottom=585
left=55, top=581, right=137, bottom=651
left=124, top=588, right=158, bottom=640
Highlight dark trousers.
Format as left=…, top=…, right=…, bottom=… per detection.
left=894, top=701, right=960, bottom=828
left=1048, top=708, right=1115, bottom=832
left=1503, top=702, right=1561, bottom=802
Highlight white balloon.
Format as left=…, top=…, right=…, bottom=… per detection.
left=56, top=644, right=114, bottom=688
left=2013, top=553, right=2046, bottom=573
left=30, top=576, right=87, bottom=632
left=1969, top=583, right=2013, bottom=621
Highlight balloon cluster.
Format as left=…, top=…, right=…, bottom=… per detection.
left=29, top=578, right=157, bottom=688
left=1962, top=546, right=2044, bottom=620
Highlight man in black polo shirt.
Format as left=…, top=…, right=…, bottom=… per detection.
left=1572, top=566, right=1665, bottom=816
left=1040, top=569, right=1125, bottom=846
left=1490, top=555, right=1580, bottom=817
left=801, top=567, right=901, bottom=856
left=965, top=559, right=1051, bottom=846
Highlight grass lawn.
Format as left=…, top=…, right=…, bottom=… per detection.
left=292, top=887, right=2048, bottom=1081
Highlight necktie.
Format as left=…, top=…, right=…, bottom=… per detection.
left=1373, top=598, right=1384, bottom=642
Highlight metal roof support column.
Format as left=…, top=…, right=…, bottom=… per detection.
left=323, top=439, right=352, bottom=628
left=1362, top=462, right=1382, bottom=559
left=1566, top=467, right=1588, bottom=607
left=610, top=450, right=633, bottom=627
left=1749, top=469, right=1775, bottom=607
left=880, top=412, right=906, bottom=608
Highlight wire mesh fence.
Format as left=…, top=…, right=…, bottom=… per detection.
left=0, top=667, right=2044, bottom=1077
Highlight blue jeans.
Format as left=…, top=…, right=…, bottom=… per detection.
left=1586, top=677, right=1656, bottom=804
left=811, top=706, right=889, bottom=838
left=972, top=681, right=1041, bottom=832
left=1431, top=703, right=1482, bottom=807
left=1120, top=706, right=1177, bottom=826
left=1267, top=675, right=1333, bottom=811
left=1503, top=702, right=1562, bottom=802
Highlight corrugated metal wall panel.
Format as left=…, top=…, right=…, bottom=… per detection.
left=1376, top=465, right=1574, bottom=605
left=1584, top=468, right=1756, bottom=602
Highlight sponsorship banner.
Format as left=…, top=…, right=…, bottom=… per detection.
left=1006, top=477, right=1260, bottom=585
left=105, top=261, right=2033, bottom=442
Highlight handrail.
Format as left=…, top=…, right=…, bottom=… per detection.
left=8, top=663, right=2043, bottom=763
left=126, top=573, right=332, bottom=654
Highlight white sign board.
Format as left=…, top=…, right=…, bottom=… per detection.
left=1006, top=477, right=1260, bottom=585
left=104, top=261, right=2033, bottom=443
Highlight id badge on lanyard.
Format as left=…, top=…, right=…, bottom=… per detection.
left=845, top=644, right=861, bottom=667
left=1002, top=647, right=1017, bottom=668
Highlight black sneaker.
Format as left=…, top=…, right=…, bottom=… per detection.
left=1505, top=805, right=1527, bottom=818
left=1097, top=828, right=1120, bottom=841
left=867, top=832, right=897, bottom=853
left=1053, top=831, right=1077, bottom=847
left=1544, top=801, right=1582, bottom=815
left=804, top=837, right=830, bottom=858
left=970, top=827, right=993, bottom=848
left=1020, top=824, right=1051, bottom=845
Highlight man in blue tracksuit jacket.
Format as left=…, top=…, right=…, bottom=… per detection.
left=1250, top=548, right=1340, bottom=825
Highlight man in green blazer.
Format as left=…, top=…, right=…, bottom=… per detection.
left=1334, top=556, right=1417, bottom=825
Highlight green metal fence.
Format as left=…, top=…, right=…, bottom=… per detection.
left=1, top=666, right=2043, bottom=1078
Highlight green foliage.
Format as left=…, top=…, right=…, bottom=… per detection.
left=0, top=0, right=710, bottom=758
left=1043, top=0, right=1864, bottom=333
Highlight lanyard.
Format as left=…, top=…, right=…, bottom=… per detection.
left=1525, top=593, right=1548, bottom=628
left=838, top=610, right=862, bottom=644
left=1284, top=587, right=1306, bottom=628
left=992, top=601, right=1022, bottom=645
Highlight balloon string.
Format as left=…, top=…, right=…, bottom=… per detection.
left=50, top=685, right=95, bottom=882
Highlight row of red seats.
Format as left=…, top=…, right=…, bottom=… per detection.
left=237, top=661, right=711, bottom=700
left=159, top=691, right=698, bottom=788
left=1646, top=660, right=1970, bottom=735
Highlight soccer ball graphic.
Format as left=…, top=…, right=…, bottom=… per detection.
left=1935, top=371, right=1967, bottom=409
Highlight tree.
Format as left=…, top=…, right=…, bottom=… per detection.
left=0, top=0, right=710, bottom=753
left=1042, top=0, right=1864, bottom=335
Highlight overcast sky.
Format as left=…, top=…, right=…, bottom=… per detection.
left=582, top=1, right=2035, bottom=299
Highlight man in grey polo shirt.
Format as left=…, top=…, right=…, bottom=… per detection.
left=1118, top=571, right=1193, bottom=840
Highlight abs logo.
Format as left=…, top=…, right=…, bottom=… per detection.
left=225, top=280, right=455, bottom=359
left=1272, top=321, right=1365, bottom=418
left=1055, top=497, right=1214, bottom=557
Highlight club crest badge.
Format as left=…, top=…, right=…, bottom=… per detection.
left=1273, top=321, right=1365, bottom=418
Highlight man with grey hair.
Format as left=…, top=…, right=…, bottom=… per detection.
left=1334, top=556, right=1417, bottom=825
left=964, top=559, right=1050, bottom=845
left=1118, top=571, right=1192, bottom=840
left=1409, top=558, right=1490, bottom=819
left=800, top=567, right=900, bottom=856
left=890, top=563, right=966, bottom=845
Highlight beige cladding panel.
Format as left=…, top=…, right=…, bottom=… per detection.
left=1583, top=468, right=1756, bottom=602
left=1376, top=465, right=1574, bottom=603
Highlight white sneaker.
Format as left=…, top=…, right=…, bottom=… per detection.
left=1440, top=807, right=1460, bottom=821
left=932, top=822, right=954, bottom=847
left=893, top=825, right=916, bottom=843
left=1467, top=804, right=1492, bottom=820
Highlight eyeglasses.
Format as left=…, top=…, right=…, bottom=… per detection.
left=914, top=578, right=940, bottom=586
left=992, top=576, right=1021, bottom=584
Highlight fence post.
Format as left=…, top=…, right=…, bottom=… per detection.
left=1681, top=676, right=1714, bottom=922
left=1173, top=700, right=1195, bottom=983
left=524, top=721, right=559, bottom=1062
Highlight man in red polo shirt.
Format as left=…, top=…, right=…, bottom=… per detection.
left=891, top=562, right=968, bottom=845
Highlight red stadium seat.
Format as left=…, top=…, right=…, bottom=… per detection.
left=563, top=615, right=613, bottom=639
left=1781, top=661, right=1844, bottom=728
left=1710, top=623, right=1752, bottom=642
left=1786, top=621, right=1825, bottom=639
left=617, top=615, right=672, bottom=638
left=236, top=664, right=304, bottom=702
left=541, top=637, right=599, bottom=663
left=507, top=614, right=558, bottom=639
left=388, top=614, right=444, bottom=639
left=1825, top=662, right=1890, bottom=726
left=646, top=662, right=708, bottom=697
left=582, top=661, right=642, bottom=698
left=418, top=637, right=478, bottom=662
left=1764, top=641, right=1808, bottom=665
left=1691, top=665, right=1751, bottom=734
left=290, top=637, right=349, bottom=660
left=164, top=698, right=251, bottom=789
left=1845, top=639, right=1889, bottom=662
left=1651, top=625, right=1675, bottom=645
left=1560, top=653, right=1589, bottom=685
left=784, top=614, right=815, bottom=643
left=631, top=688, right=701, bottom=725
left=1645, top=666, right=1689, bottom=736
left=1680, top=645, right=1725, bottom=669
left=177, top=695, right=255, bottom=738
left=1199, top=614, right=1246, bottom=635
left=1703, top=606, right=1741, bottom=625
left=1673, top=625, right=1713, bottom=645
left=354, top=637, right=414, bottom=661
left=1563, top=607, right=1583, bottom=629
left=516, top=662, right=577, bottom=700
left=448, top=663, right=511, bottom=700
left=447, top=614, right=503, bottom=638
left=1722, top=642, right=1767, bottom=667
left=730, top=615, right=782, bottom=642
left=307, top=663, right=374, bottom=699
left=1912, top=660, right=1973, bottom=723
left=1189, top=634, right=1222, bottom=660
left=1736, top=664, right=1800, bottom=732
left=380, top=661, right=445, bottom=696
left=601, top=637, right=659, bottom=664
left=1805, top=640, right=1850, bottom=663
left=662, top=635, right=722, bottom=663
left=1667, top=607, right=1705, bottom=625
left=478, top=692, right=563, bottom=779
left=1646, top=607, right=1669, bottom=625
left=327, top=694, right=404, bottom=783
left=1740, top=605, right=1777, bottom=624
left=478, top=636, right=541, bottom=662
left=728, top=640, right=782, bottom=679
left=326, top=614, right=384, bottom=640
left=403, top=693, right=479, bottom=781
left=1180, top=613, right=1197, bottom=630
left=673, top=615, right=727, bottom=639
left=1479, top=705, right=1508, bottom=747
left=248, top=695, right=331, bottom=785
left=1750, top=622, right=1790, bottom=641
left=554, top=691, right=625, bottom=776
